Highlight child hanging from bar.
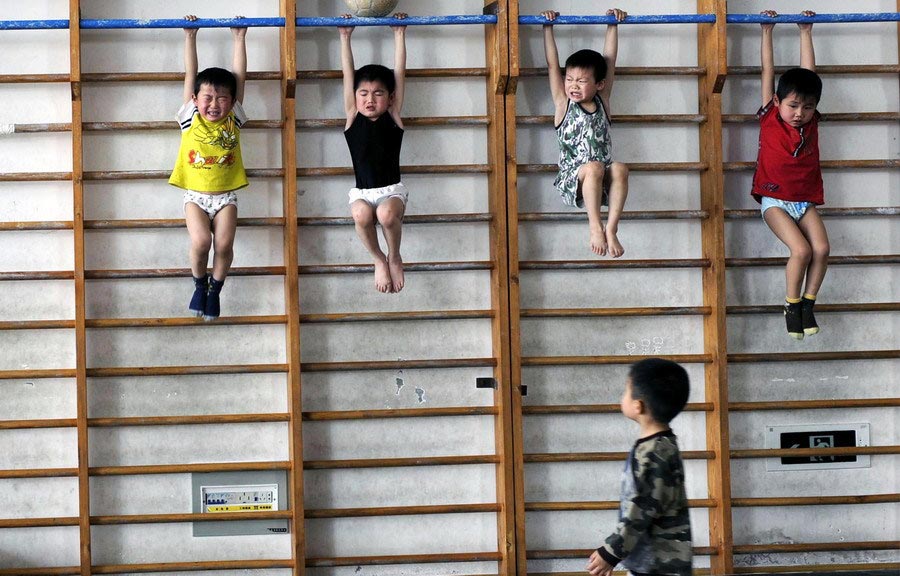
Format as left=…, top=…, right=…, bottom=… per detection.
left=541, top=8, right=629, bottom=257
left=339, top=12, right=409, bottom=293
left=754, top=10, right=829, bottom=339
left=169, top=15, right=248, bottom=321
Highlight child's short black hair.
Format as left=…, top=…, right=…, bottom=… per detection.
left=354, top=64, right=395, bottom=94
left=194, top=67, right=237, bottom=99
left=776, top=67, right=822, bottom=104
left=629, top=358, right=690, bottom=424
left=564, top=49, right=608, bottom=83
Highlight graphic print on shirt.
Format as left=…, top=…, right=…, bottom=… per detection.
left=187, top=116, right=238, bottom=169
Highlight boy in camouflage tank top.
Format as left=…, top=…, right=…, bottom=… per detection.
left=588, top=359, right=693, bottom=576
left=542, top=9, right=630, bottom=257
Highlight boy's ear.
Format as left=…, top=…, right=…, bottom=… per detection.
left=634, top=398, right=647, bottom=415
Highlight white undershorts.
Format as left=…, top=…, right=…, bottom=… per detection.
left=183, top=190, right=238, bottom=220
left=348, top=182, right=408, bottom=207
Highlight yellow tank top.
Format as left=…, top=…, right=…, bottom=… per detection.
left=168, top=101, right=248, bottom=193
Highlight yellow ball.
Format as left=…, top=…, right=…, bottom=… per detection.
left=343, top=0, right=399, bottom=18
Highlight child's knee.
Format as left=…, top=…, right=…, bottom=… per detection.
left=213, top=235, right=235, bottom=257
left=609, top=162, right=629, bottom=181
left=191, top=233, right=213, bottom=254
left=351, top=202, right=376, bottom=227
left=580, top=161, right=606, bottom=181
left=376, top=204, right=402, bottom=227
left=791, top=242, right=813, bottom=263
left=812, top=239, right=830, bottom=261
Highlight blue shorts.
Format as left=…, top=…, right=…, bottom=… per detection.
left=760, top=197, right=813, bottom=223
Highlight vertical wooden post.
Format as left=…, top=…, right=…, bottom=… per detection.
left=696, top=1, right=733, bottom=573
left=69, top=1, right=92, bottom=575
left=280, top=1, right=305, bottom=574
left=496, top=3, right=527, bottom=575
left=484, top=2, right=517, bottom=576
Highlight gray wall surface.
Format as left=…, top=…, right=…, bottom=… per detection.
left=0, top=0, right=897, bottom=573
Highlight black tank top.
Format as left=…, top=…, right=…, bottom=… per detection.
left=344, top=112, right=404, bottom=189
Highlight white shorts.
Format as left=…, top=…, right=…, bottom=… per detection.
left=183, top=190, right=238, bottom=220
left=348, top=182, right=408, bottom=207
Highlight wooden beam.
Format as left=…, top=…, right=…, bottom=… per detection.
left=303, top=454, right=500, bottom=469
left=484, top=3, right=517, bottom=576
left=67, top=2, right=92, bottom=574
left=279, top=1, right=305, bottom=575
left=697, top=1, right=732, bottom=573
left=305, top=551, right=502, bottom=567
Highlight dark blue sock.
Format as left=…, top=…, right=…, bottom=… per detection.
left=203, top=277, right=225, bottom=321
left=188, top=274, right=208, bottom=317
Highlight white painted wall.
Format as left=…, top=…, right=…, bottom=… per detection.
left=0, top=0, right=896, bottom=573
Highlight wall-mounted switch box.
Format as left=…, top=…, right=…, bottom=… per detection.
left=192, top=470, right=289, bottom=537
left=202, top=483, right=278, bottom=513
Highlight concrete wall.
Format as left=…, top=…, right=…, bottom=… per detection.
left=0, top=0, right=897, bottom=573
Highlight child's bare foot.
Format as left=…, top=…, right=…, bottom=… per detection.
left=606, top=229, right=624, bottom=258
left=374, top=258, right=392, bottom=293
left=388, top=255, right=405, bottom=293
left=590, top=227, right=608, bottom=256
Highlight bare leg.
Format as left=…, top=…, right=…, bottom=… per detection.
left=185, top=202, right=213, bottom=278
left=377, top=197, right=406, bottom=293
left=604, top=162, right=629, bottom=258
left=210, top=204, right=237, bottom=282
left=797, top=207, right=830, bottom=296
left=578, top=161, right=608, bottom=256
left=763, top=207, right=812, bottom=300
left=351, top=200, right=391, bottom=293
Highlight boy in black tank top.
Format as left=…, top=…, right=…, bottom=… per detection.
left=339, top=13, right=408, bottom=293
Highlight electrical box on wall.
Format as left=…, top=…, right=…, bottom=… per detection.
left=202, top=483, right=278, bottom=513
left=765, top=423, right=870, bottom=471
left=192, top=470, right=289, bottom=537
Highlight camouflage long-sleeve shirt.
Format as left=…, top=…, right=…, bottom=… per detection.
left=598, top=430, right=692, bottom=576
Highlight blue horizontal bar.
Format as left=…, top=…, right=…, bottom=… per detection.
left=0, top=19, right=69, bottom=30
left=297, top=15, right=497, bottom=27
left=0, top=18, right=285, bottom=30
left=519, top=14, right=717, bottom=25
left=4, top=12, right=893, bottom=30
left=727, top=13, right=900, bottom=24
left=80, top=17, right=286, bottom=29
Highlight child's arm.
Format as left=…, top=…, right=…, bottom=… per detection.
left=759, top=10, right=777, bottom=106
left=798, top=10, right=816, bottom=72
left=389, top=12, right=408, bottom=125
left=599, top=8, right=626, bottom=105
left=541, top=11, right=568, bottom=121
left=596, top=451, right=680, bottom=569
left=339, top=15, right=357, bottom=127
left=231, top=16, right=248, bottom=104
left=182, top=15, right=199, bottom=105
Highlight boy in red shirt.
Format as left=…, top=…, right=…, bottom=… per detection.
left=753, top=10, right=829, bottom=339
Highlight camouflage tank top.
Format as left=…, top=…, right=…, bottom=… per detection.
left=553, top=95, right=613, bottom=207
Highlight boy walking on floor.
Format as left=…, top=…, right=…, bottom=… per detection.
left=170, top=15, right=249, bottom=321
left=754, top=10, right=829, bottom=339
left=542, top=8, right=630, bottom=257
left=588, top=358, right=693, bottom=576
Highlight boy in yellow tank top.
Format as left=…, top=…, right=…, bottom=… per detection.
left=169, top=15, right=248, bottom=321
